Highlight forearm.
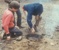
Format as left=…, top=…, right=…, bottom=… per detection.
left=27, top=20, right=32, bottom=28
left=3, top=26, right=10, bottom=34
left=27, top=14, right=33, bottom=28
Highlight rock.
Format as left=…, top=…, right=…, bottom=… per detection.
left=26, top=34, right=43, bottom=41
left=50, top=42, right=55, bottom=46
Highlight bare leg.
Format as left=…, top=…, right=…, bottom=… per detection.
left=34, top=15, right=42, bottom=32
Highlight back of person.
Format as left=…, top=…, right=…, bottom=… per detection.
left=33, top=3, right=43, bottom=15
left=24, top=3, right=43, bottom=15
left=2, top=9, right=14, bottom=28
left=34, top=3, right=42, bottom=10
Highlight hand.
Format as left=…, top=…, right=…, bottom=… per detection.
left=31, top=28, right=35, bottom=34
left=7, top=36, right=11, bottom=41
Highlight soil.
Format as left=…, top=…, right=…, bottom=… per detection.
left=0, top=0, right=59, bottom=50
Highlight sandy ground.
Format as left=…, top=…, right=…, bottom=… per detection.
left=0, top=1, right=59, bottom=50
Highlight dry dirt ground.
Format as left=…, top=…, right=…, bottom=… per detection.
left=0, top=1, right=59, bottom=50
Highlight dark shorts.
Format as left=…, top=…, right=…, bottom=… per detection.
left=33, top=4, right=43, bottom=16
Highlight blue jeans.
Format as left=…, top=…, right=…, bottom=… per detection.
left=9, top=27, right=23, bottom=37
left=2, top=27, right=23, bottom=38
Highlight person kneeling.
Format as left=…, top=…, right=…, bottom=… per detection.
left=2, top=1, right=23, bottom=41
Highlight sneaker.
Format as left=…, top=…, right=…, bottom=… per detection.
left=16, top=36, right=22, bottom=41
left=6, top=36, right=11, bottom=41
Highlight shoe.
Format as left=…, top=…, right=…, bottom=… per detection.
left=6, top=36, right=11, bottom=41
left=2, top=34, right=7, bottom=40
left=16, top=36, right=22, bottom=41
